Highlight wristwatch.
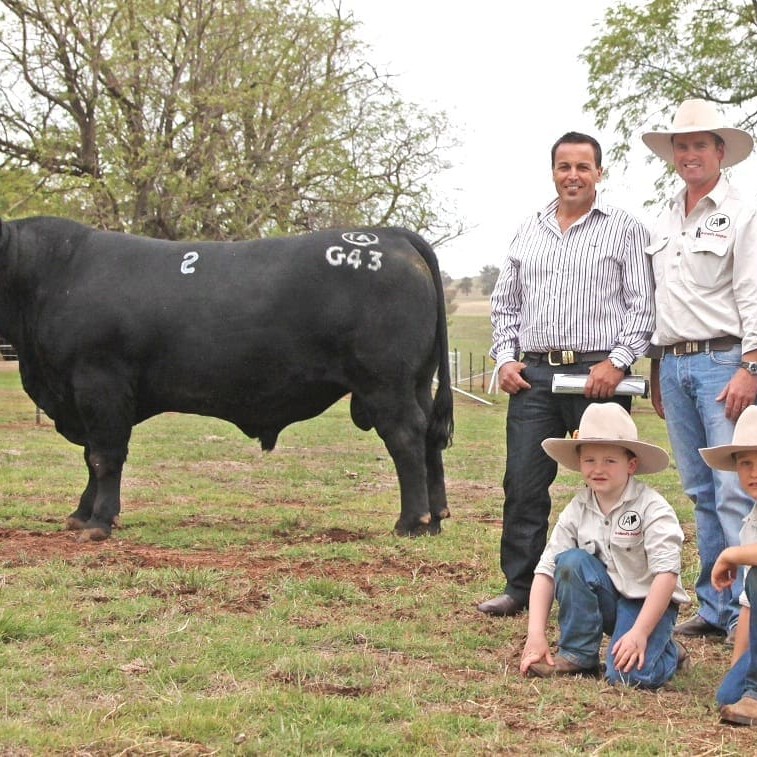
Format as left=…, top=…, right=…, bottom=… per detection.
left=609, top=356, right=628, bottom=371
left=740, top=361, right=757, bottom=375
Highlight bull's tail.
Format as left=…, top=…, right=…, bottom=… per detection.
left=408, top=231, right=454, bottom=450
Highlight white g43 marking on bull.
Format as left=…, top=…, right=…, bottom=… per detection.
left=325, top=246, right=382, bottom=271
left=180, top=251, right=199, bottom=274
left=326, top=232, right=382, bottom=271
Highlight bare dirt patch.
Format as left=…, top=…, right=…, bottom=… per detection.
left=0, top=527, right=478, bottom=588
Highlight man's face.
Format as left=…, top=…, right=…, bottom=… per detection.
left=552, top=142, right=603, bottom=209
left=671, top=131, right=724, bottom=190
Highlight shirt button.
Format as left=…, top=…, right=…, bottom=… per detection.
left=605, top=520, right=609, bottom=525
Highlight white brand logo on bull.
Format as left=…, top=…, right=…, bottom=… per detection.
left=180, top=251, right=200, bottom=274
left=704, top=213, right=731, bottom=232
left=341, top=232, right=379, bottom=247
left=325, top=246, right=382, bottom=271
left=617, top=511, right=642, bottom=532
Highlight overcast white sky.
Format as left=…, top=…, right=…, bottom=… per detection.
left=339, top=0, right=757, bottom=278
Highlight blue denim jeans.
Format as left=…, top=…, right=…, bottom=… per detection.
left=660, top=347, right=753, bottom=631
left=554, top=549, right=680, bottom=689
left=717, top=569, right=757, bottom=705
left=501, top=359, right=631, bottom=604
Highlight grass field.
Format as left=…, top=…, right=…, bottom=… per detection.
left=0, top=313, right=750, bottom=754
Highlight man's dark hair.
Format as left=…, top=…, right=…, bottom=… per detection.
left=551, top=131, right=602, bottom=168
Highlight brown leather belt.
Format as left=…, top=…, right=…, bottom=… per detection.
left=661, top=336, right=741, bottom=357
left=522, top=350, right=609, bottom=367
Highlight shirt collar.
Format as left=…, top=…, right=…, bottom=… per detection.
left=670, top=173, right=729, bottom=210
left=538, top=191, right=609, bottom=222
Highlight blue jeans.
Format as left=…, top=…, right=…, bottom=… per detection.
left=660, top=347, right=753, bottom=631
left=554, top=549, right=680, bottom=689
left=501, top=359, right=631, bottom=604
left=717, top=569, right=757, bottom=705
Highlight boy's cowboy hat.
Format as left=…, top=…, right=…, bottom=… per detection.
left=642, top=98, right=754, bottom=168
left=542, top=402, right=670, bottom=475
left=700, top=405, right=757, bottom=471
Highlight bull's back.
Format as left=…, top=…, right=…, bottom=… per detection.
left=24, top=223, right=439, bottom=418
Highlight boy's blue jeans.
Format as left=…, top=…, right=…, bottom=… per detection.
left=554, top=549, right=680, bottom=689
left=717, top=568, right=757, bottom=705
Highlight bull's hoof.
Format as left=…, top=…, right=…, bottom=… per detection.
left=74, top=520, right=113, bottom=542
left=65, top=515, right=88, bottom=531
left=394, top=512, right=444, bottom=537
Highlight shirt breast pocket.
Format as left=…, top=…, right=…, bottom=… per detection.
left=683, top=237, right=731, bottom=287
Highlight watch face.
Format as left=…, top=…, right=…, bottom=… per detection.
left=743, top=362, right=757, bottom=375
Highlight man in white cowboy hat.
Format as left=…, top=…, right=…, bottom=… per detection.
left=642, top=98, right=757, bottom=643
left=481, top=132, right=654, bottom=619
left=519, top=403, right=690, bottom=688
left=700, top=405, right=757, bottom=725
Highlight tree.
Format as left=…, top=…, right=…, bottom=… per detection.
left=458, top=276, right=472, bottom=296
left=478, top=265, right=500, bottom=296
left=582, top=0, right=757, bottom=186
left=0, top=0, right=459, bottom=242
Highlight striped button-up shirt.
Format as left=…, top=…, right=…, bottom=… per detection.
left=490, top=193, right=654, bottom=371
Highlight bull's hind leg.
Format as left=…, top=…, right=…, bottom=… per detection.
left=368, top=395, right=434, bottom=536
left=425, top=446, right=450, bottom=535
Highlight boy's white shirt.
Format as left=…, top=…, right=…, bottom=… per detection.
left=534, top=476, right=690, bottom=605
left=738, top=501, right=757, bottom=607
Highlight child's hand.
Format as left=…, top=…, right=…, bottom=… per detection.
left=612, top=630, right=648, bottom=672
left=520, top=635, right=552, bottom=676
left=712, top=554, right=738, bottom=591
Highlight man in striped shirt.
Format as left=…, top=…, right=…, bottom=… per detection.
left=478, top=131, right=654, bottom=618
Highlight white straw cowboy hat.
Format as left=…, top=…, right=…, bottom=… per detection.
left=542, top=402, right=670, bottom=475
left=642, top=98, right=754, bottom=168
left=700, top=406, right=757, bottom=471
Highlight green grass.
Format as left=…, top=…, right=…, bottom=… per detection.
left=0, top=343, right=749, bottom=755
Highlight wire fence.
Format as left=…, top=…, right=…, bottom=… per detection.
left=448, top=350, right=497, bottom=403
left=0, top=337, right=17, bottom=361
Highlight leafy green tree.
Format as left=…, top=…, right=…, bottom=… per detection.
left=478, top=265, right=500, bottom=296
left=458, top=276, right=472, bottom=295
left=0, top=0, right=458, bottom=242
left=582, top=0, right=757, bottom=184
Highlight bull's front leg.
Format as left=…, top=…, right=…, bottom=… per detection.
left=65, top=445, right=98, bottom=531
left=68, top=447, right=126, bottom=542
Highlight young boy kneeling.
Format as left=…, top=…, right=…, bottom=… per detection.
left=519, top=402, right=690, bottom=688
left=700, top=405, right=757, bottom=725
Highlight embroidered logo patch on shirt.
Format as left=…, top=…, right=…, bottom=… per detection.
left=618, top=511, right=641, bottom=532
left=703, top=213, right=731, bottom=232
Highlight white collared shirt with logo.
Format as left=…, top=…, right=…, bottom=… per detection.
left=738, top=501, right=757, bottom=608
left=534, top=477, right=690, bottom=605
left=646, top=175, right=757, bottom=353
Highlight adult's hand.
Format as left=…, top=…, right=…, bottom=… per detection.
left=498, top=361, right=531, bottom=395
left=585, top=359, right=624, bottom=399
left=716, top=368, right=757, bottom=421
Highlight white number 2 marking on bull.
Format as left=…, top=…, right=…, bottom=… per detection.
left=181, top=251, right=199, bottom=274
left=325, top=246, right=382, bottom=271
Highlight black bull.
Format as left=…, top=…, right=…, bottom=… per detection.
left=0, top=217, right=454, bottom=539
